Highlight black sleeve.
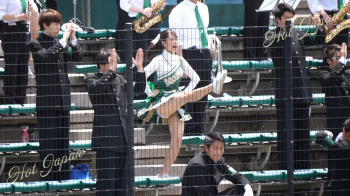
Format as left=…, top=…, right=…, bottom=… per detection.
left=30, top=39, right=65, bottom=64
left=319, top=62, right=347, bottom=87
left=85, top=70, right=117, bottom=95
left=134, top=71, right=146, bottom=94
left=182, top=164, right=215, bottom=196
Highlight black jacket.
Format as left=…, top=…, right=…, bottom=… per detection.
left=327, top=141, right=350, bottom=195
left=181, top=151, right=249, bottom=196
left=85, top=69, right=145, bottom=152
left=30, top=33, right=81, bottom=111
left=266, top=27, right=325, bottom=106
left=319, top=62, right=350, bottom=107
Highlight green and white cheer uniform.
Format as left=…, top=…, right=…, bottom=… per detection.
left=138, top=50, right=200, bottom=124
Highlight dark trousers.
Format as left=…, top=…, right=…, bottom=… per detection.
left=182, top=48, right=212, bottom=135
left=115, top=15, right=160, bottom=62
left=1, top=22, right=29, bottom=104
left=243, top=0, right=269, bottom=60
left=219, top=184, right=245, bottom=196
left=114, top=0, right=131, bottom=62
left=45, top=0, right=57, bottom=11
left=96, top=150, right=126, bottom=196
left=37, top=110, right=70, bottom=181
left=276, top=103, right=311, bottom=170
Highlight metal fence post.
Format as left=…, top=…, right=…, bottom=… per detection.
left=125, top=22, right=135, bottom=196
left=284, top=19, right=294, bottom=196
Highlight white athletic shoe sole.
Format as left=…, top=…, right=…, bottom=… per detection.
left=213, top=70, right=227, bottom=95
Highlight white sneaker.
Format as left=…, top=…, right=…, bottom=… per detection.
left=213, top=70, right=227, bottom=95
left=157, top=173, right=169, bottom=178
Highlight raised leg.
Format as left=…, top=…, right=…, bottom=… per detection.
left=160, top=113, right=184, bottom=175
left=156, top=84, right=213, bottom=118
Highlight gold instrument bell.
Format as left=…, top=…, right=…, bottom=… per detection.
left=325, top=1, right=350, bottom=43
left=133, top=0, right=166, bottom=34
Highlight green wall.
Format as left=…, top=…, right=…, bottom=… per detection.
left=57, top=0, right=244, bottom=29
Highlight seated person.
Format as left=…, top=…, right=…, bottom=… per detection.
left=315, top=118, right=350, bottom=196
left=319, top=43, right=350, bottom=138
left=181, top=132, right=253, bottom=196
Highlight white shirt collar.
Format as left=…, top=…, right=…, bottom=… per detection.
left=184, top=0, right=197, bottom=10
left=162, top=49, right=177, bottom=59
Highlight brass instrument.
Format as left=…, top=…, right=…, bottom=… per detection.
left=325, top=1, right=350, bottom=43
left=133, top=0, right=166, bottom=34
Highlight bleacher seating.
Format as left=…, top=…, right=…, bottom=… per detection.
left=0, top=168, right=327, bottom=194
left=0, top=130, right=326, bottom=153
left=0, top=176, right=181, bottom=193
left=0, top=103, right=75, bottom=116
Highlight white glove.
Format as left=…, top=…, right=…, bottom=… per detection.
left=243, top=184, right=254, bottom=196
left=335, top=132, right=343, bottom=143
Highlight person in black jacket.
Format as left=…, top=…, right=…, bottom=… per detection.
left=265, top=3, right=325, bottom=170
left=319, top=43, right=350, bottom=138
left=85, top=48, right=145, bottom=196
left=182, top=132, right=253, bottom=196
left=29, top=9, right=81, bottom=181
left=315, top=118, right=350, bottom=196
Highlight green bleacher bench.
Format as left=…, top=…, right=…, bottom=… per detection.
left=207, top=25, right=318, bottom=36
left=0, top=67, right=4, bottom=76
left=0, top=103, right=75, bottom=116
left=76, top=30, right=109, bottom=39
left=0, top=140, right=90, bottom=153
left=74, top=64, right=127, bottom=73
left=0, top=168, right=327, bottom=193
left=241, top=168, right=328, bottom=182
left=0, top=130, right=326, bottom=153
left=182, top=130, right=325, bottom=146
left=207, top=93, right=325, bottom=107
left=74, top=59, right=349, bottom=74
left=0, top=177, right=180, bottom=193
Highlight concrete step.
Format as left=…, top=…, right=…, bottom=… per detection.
left=135, top=164, right=187, bottom=177
left=26, top=92, right=92, bottom=109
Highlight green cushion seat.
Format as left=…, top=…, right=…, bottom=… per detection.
left=8, top=103, right=75, bottom=114
left=311, top=59, right=323, bottom=67
left=240, top=95, right=274, bottom=106
left=0, top=67, right=4, bottom=76
left=0, top=105, right=10, bottom=115
left=207, top=27, right=231, bottom=35
left=80, top=179, right=97, bottom=189
left=222, top=60, right=250, bottom=70
left=228, top=132, right=278, bottom=143
left=107, top=29, right=116, bottom=38
left=47, top=180, right=81, bottom=191
left=0, top=183, right=13, bottom=193
left=229, top=26, right=243, bottom=35
left=241, top=170, right=287, bottom=181
left=250, top=60, right=274, bottom=69
left=147, top=176, right=181, bottom=186
left=76, top=30, right=109, bottom=39
left=0, top=143, right=31, bottom=152
left=135, top=176, right=181, bottom=186
left=74, top=64, right=127, bottom=73
left=69, top=140, right=91, bottom=150
left=312, top=93, right=325, bottom=103
left=207, top=94, right=242, bottom=107
left=12, top=182, right=47, bottom=192
left=182, top=135, right=230, bottom=146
